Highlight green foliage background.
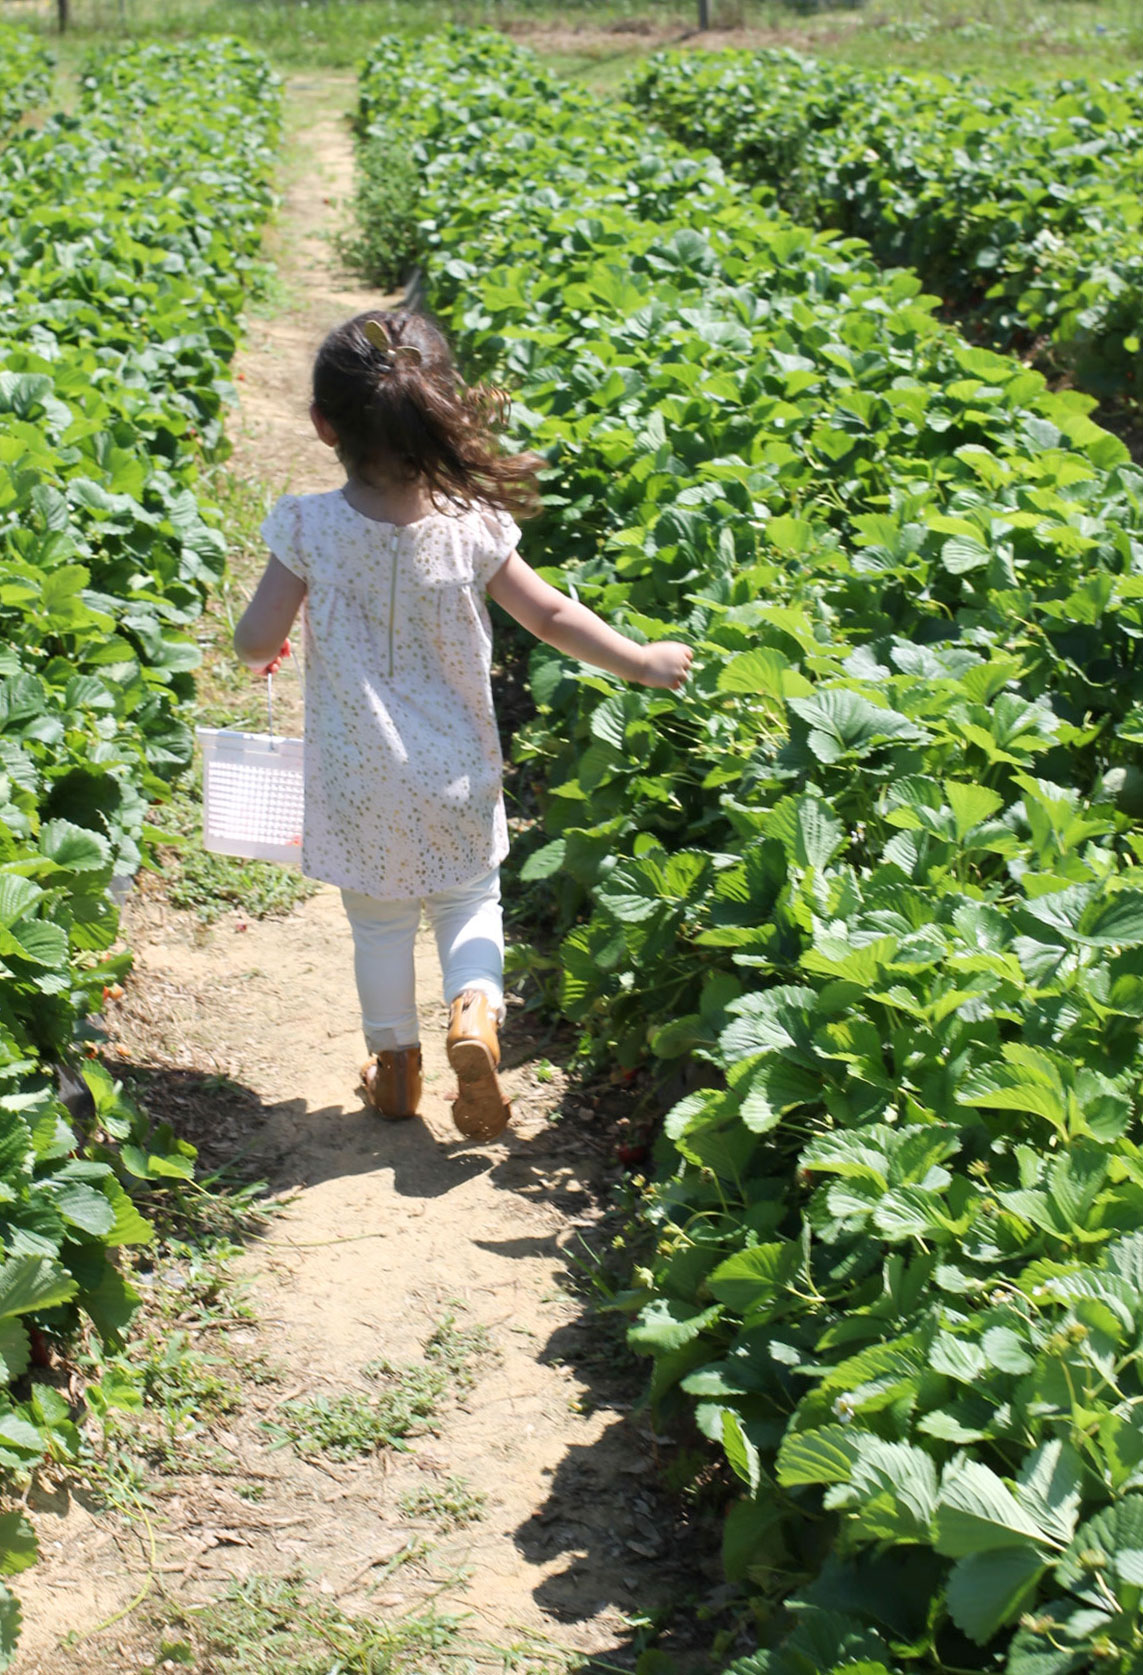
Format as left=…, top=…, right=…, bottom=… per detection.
left=629, top=49, right=1143, bottom=407
left=0, top=29, right=278, bottom=1658
left=356, top=29, right=1143, bottom=1674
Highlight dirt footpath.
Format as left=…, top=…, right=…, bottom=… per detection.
left=16, top=74, right=693, bottom=1674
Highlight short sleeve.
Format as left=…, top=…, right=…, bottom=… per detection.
left=471, top=505, right=521, bottom=587
left=260, top=494, right=307, bottom=585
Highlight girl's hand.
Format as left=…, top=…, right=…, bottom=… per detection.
left=640, top=642, right=693, bottom=690
left=487, top=553, right=692, bottom=689
left=253, top=638, right=291, bottom=678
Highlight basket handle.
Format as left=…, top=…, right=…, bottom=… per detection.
left=265, top=635, right=303, bottom=749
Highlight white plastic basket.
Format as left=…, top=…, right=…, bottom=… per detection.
left=197, top=726, right=304, bottom=865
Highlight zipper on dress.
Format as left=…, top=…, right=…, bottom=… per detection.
left=388, top=539, right=398, bottom=677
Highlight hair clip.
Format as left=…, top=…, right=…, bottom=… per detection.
left=362, top=318, right=392, bottom=353
left=362, top=318, right=423, bottom=370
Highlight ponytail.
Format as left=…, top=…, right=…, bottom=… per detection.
left=312, top=310, right=541, bottom=520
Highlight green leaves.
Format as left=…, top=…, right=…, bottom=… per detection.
left=721, top=987, right=818, bottom=1060
left=0, top=28, right=50, bottom=136
left=0, top=1583, right=19, bottom=1674
left=787, top=690, right=926, bottom=765
left=0, top=36, right=275, bottom=1662
left=776, top=1425, right=862, bottom=1488
left=0, top=1257, right=77, bottom=1320
left=718, top=648, right=812, bottom=700
left=0, top=1514, right=36, bottom=1579
left=629, top=48, right=1143, bottom=407
left=932, top=1461, right=1053, bottom=1632
left=39, top=820, right=111, bottom=874
left=934, top=1455, right=1074, bottom=1558
left=0, top=34, right=280, bottom=1063
left=367, top=29, right=1143, bottom=1675
left=766, top=795, right=844, bottom=871
left=1059, top=1496, right=1143, bottom=1593
left=628, top=1298, right=724, bottom=1354
left=944, top=1546, right=1046, bottom=1644
left=1018, top=1442, right=1083, bottom=1549
left=844, top=1440, right=939, bottom=1545
left=707, top=1244, right=798, bottom=1312
left=722, top=1409, right=762, bottom=1495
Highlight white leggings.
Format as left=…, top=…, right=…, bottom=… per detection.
left=340, top=865, right=504, bottom=1053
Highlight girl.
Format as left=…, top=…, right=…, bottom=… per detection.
left=234, top=309, right=691, bottom=1143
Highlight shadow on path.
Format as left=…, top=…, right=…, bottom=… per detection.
left=113, top=1023, right=723, bottom=1669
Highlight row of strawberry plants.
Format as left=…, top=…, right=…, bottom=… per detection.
left=628, top=49, right=1143, bottom=410
left=0, top=28, right=51, bottom=137
left=359, top=31, right=1143, bottom=1675
left=0, top=40, right=278, bottom=1656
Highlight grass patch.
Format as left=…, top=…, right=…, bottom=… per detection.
left=24, top=0, right=672, bottom=65
left=83, top=1235, right=278, bottom=1500
left=265, top=1366, right=446, bottom=1461
left=22, top=0, right=1143, bottom=83
left=151, top=1573, right=464, bottom=1675
left=268, top=1314, right=494, bottom=1461
left=423, top=1312, right=494, bottom=1391
left=398, top=1472, right=487, bottom=1531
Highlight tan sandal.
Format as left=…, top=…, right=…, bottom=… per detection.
left=361, top=1046, right=422, bottom=1121
left=447, top=990, right=510, bottom=1141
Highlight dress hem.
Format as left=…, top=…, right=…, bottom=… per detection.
left=301, top=841, right=511, bottom=904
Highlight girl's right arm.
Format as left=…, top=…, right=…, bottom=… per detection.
left=487, top=551, right=692, bottom=690
left=234, top=556, right=307, bottom=674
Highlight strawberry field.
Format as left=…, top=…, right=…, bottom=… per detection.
left=0, top=33, right=276, bottom=1656
left=357, top=30, right=1143, bottom=1675
left=5, top=11, right=1143, bottom=1670
left=0, top=28, right=50, bottom=134
left=628, top=50, right=1143, bottom=410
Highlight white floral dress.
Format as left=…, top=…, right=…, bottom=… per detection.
left=260, top=490, right=520, bottom=900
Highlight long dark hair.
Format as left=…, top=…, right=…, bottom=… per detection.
left=312, top=309, right=541, bottom=519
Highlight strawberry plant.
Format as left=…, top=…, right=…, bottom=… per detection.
left=0, top=29, right=51, bottom=136
left=0, top=39, right=278, bottom=1658
left=629, top=50, right=1143, bottom=409
left=354, top=31, right=1143, bottom=1672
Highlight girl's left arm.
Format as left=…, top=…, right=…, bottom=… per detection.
left=234, top=557, right=307, bottom=674
left=488, top=550, right=692, bottom=689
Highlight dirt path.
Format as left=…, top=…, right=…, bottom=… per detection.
left=16, top=74, right=694, bottom=1675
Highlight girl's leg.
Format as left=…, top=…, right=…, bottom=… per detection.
left=424, top=865, right=504, bottom=1016
left=425, top=868, right=509, bottom=1141
left=340, top=889, right=424, bottom=1122
left=340, top=889, right=422, bottom=1050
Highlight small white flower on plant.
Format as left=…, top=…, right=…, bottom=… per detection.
left=832, top=1393, right=858, bottom=1424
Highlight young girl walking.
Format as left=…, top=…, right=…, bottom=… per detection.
left=234, top=309, right=691, bottom=1143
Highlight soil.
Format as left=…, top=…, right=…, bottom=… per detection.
left=14, top=74, right=713, bottom=1674
left=504, top=15, right=867, bottom=56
